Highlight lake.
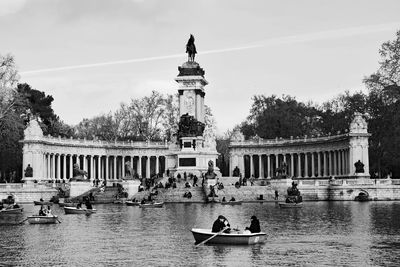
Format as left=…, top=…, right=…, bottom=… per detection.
left=1, top=202, right=400, bottom=266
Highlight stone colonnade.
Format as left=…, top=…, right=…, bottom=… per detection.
left=41, top=153, right=166, bottom=181
left=230, top=149, right=351, bottom=179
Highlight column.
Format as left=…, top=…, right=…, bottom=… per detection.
left=47, top=154, right=51, bottom=179
left=146, top=156, right=150, bottom=178
left=290, top=153, right=294, bottom=177
left=329, top=151, right=333, bottom=176
left=83, top=155, right=87, bottom=174
left=130, top=156, right=134, bottom=176
left=122, top=156, right=125, bottom=178
left=311, top=152, right=315, bottom=177
left=229, top=155, right=233, bottom=176
left=249, top=155, right=254, bottom=177
left=324, top=152, right=328, bottom=176
left=113, top=156, right=117, bottom=179
left=304, top=153, right=308, bottom=177
left=69, top=155, right=73, bottom=178
left=90, top=155, right=94, bottom=180
left=138, top=156, right=142, bottom=178
left=51, top=154, right=55, bottom=179
left=156, top=156, right=159, bottom=175
left=338, top=150, right=342, bottom=176
left=62, top=155, right=66, bottom=179
left=105, top=156, right=109, bottom=180
left=333, top=151, right=337, bottom=176
left=297, top=153, right=302, bottom=178
left=97, top=156, right=101, bottom=180
left=275, top=154, right=279, bottom=170
left=267, top=155, right=271, bottom=178
left=317, top=152, right=321, bottom=177
left=56, top=154, right=60, bottom=180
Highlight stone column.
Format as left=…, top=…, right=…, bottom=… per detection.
left=338, top=150, right=342, bottom=175
left=130, top=156, right=134, bottom=176
left=90, top=156, right=94, bottom=180
left=249, top=155, right=254, bottom=177
left=138, top=156, right=142, bottom=178
left=311, top=152, right=315, bottom=177
left=323, top=152, right=328, bottom=176
left=290, top=153, right=294, bottom=177
left=122, top=156, right=125, bottom=178
left=69, top=155, right=73, bottom=178
left=275, top=154, right=279, bottom=170
left=329, top=151, right=334, bottom=176
left=105, top=156, right=109, bottom=180
left=62, top=155, right=66, bottom=179
left=47, top=154, right=50, bottom=179
left=97, top=156, right=101, bottom=180
left=56, top=154, right=60, bottom=180
left=333, top=151, right=337, bottom=176
left=82, top=155, right=87, bottom=175
left=51, top=154, right=55, bottom=180
left=156, top=156, right=159, bottom=175
left=258, top=154, right=262, bottom=178
left=297, top=153, right=302, bottom=178
left=304, top=153, right=308, bottom=178
left=267, top=155, right=271, bottom=178
left=146, top=156, right=151, bottom=178
left=113, top=156, right=117, bottom=179
left=317, top=152, right=321, bottom=177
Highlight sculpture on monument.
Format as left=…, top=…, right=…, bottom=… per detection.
left=186, top=34, right=197, bottom=62
left=354, top=160, right=365, bottom=173
left=177, top=113, right=205, bottom=138
left=24, top=164, right=33, bottom=177
left=204, top=160, right=217, bottom=180
left=72, top=164, right=88, bottom=180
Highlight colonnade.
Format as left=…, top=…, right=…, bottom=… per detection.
left=230, top=149, right=350, bottom=178
left=42, top=153, right=165, bottom=181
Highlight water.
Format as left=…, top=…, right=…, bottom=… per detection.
left=1, top=202, right=400, bottom=266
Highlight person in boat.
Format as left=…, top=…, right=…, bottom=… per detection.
left=141, top=198, right=146, bottom=204
left=39, top=205, right=46, bottom=216
left=46, top=205, right=52, bottom=216
left=221, top=197, right=226, bottom=202
left=230, top=197, right=236, bottom=202
left=212, top=215, right=231, bottom=233
left=245, top=215, right=261, bottom=233
left=274, top=190, right=279, bottom=200
left=40, top=198, right=44, bottom=202
left=76, top=202, right=82, bottom=209
left=85, top=199, right=93, bottom=210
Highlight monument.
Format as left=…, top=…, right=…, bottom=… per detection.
left=165, top=35, right=221, bottom=178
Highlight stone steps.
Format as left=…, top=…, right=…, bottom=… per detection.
left=153, top=186, right=205, bottom=203
left=206, top=184, right=278, bottom=202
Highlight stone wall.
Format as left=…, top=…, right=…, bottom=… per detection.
left=0, top=183, right=58, bottom=203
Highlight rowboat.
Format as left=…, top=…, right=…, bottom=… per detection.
left=58, top=202, right=77, bottom=207
left=126, top=201, right=140, bottom=206
left=221, top=201, right=242, bottom=205
left=0, top=207, right=23, bottom=214
left=34, top=201, right=53, bottom=206
left=27, top=215, right=59, bottom=224
left=278, top=202, right=302, bottom=208
left=139, top=202, right=164, bottom=208
left=64, top=207, right=97, bottom=214
left=191, top=228, right=266, bottom=245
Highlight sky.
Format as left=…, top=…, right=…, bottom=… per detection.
left=0, top=0, right=399, bottom=134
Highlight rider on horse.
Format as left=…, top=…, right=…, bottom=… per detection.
left=186, top=34, right=197, bottom=62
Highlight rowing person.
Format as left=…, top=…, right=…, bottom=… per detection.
left=245, top=215, right=261, bottom=233
left=212, top=215, right=231, bottom=233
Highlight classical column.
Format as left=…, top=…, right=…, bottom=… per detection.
left=297, top=153, right=302, bottom=178
left=290, top=153, right=294, bottom=177
left=338, top=150, right=342, bottom=175
left=51, top=154, right=55, bottom=180
left=333, top=151, right=337, bottom=176
left=90, top=156, right=94, bottom=180
left=130, top=156, right=134, bottom=176
left=122, top=156, right=125, bottom=178
left=317, top=152, right=321, bottom=177
left=138, top=156, right=142, bottom=178
left=249, top=155, right=254, bottom=177
left=69, top=155, right=73, bottom=178
left=329, top=151, right=334, bottom=176
left=62, top=155, right=66, bottom=179
left=275, top=154, right=279, bottom=170
left=97, top=156, right=101, bottom=180
left=83, top=155, right=87, bottom=174
left=146, top=156, right=151, bottom=178
left=311, top=152, right=315, bottom=177
left=156, top=156, right=160, bottom=175
left=304, top=153, right=308, bottom=177
left=229, top=155, right=233, bottom=176
left=105, top=156, right=109, bottom=180
left=113, top=156, right=117, bottom=179
left=267, top=155, right=271, bottom=178
left=56, top=154, right=60, bottom=180
left=47, top=154, right=51, bottom=179
left=323, top=152, right=328, bottom=176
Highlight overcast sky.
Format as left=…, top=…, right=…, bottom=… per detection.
left=1, top=0, right=399, bottom=134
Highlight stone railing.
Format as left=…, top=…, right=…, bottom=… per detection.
left=295, top=178, right=400, bottom=187
left=24, top=135, right=169, bottom=149
left=230, top=133, right=349, bottom=147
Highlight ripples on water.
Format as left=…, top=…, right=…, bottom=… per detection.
left=1, top=202, right=400, bottom=266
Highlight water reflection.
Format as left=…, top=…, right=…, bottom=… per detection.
left=1, top=202, right=400, bottom=266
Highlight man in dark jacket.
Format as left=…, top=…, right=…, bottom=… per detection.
left=245, top=215, right=261, bottom=233
left=212, top=215, right=231, bottom=233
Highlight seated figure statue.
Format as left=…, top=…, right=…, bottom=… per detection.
left=232, top=166, right=240, bottom=177
left=204, top=160, right=217, bottom=180
left=354, top=160, right=365, bottom=173
left=24, top=164, right=33, bottom=177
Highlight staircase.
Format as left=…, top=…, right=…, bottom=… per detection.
left=69, top=186, right=119, bottom=204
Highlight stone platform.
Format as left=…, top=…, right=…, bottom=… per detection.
left=0, top=183, right=58, bottom=204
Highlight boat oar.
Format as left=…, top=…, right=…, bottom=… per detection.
left=18, top=218, right=29, bottom=225
left=195, top=227, right=228, bottom=247
left=55, top=216, right=62, bottom=224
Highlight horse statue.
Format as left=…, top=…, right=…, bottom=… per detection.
left=186, top=34, right=197, bottom=62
